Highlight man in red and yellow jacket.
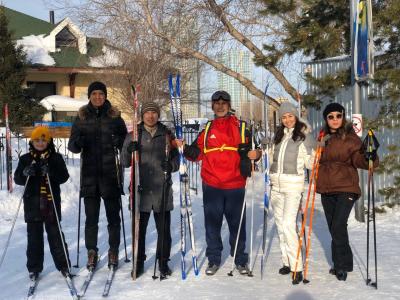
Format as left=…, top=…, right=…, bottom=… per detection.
left=178, top=90, right=260, bottom=276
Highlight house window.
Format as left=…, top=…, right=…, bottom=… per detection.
left=27, top=81, right=57, bottom=100
left=51, top=111, right=78, bottom=122
left=56, top=27, right=78, bottom=48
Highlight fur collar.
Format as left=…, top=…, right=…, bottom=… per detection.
left=78, top=100, right=121, bottom=120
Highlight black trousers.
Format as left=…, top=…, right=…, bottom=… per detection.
left=321, top=193, right=357, bottom=272
left=84, top=194, right=121, bottom=253
left=26, top=221, right=70, bottom=273
left=137, top=211, right=171, bottom=266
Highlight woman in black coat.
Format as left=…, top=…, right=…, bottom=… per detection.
left=14, top=126, right=70, bottom=279
left=68, top=81, right=127, bottom=269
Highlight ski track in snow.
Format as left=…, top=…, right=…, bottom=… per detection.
left=0, top=160, right=399, bottom=300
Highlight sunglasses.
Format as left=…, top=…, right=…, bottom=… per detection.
left=327, top=113, right=343, bottom=120
left=211, top=91, right=231, bottom=102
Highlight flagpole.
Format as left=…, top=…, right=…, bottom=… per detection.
left=351, top=0, right=365, bottom=222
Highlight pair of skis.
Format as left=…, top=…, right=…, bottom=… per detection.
left=27, top=273, right=78, bottom=300
left=260, top=84, right=271, bottom=279
left=78, top=265, right=117, bottom=298
left=130, top=85, right=141, bottom=280
left=292, top=130, right=325, bottom=284
left=168, top=74, right=199, bottom=279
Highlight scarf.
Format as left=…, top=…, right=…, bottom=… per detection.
left=30, top=148, right=55, bottom=222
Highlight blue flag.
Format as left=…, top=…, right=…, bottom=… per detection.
left=352, top=0, right=374, bottom=82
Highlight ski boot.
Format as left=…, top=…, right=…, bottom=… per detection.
left=279, top=266, right=291, bottom=275
left=86, top=249, right=98, bottom=270
left=108, top=250, right=119, bottom=269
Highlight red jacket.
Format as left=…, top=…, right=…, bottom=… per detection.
left=192, top=115, right=247, bottom=189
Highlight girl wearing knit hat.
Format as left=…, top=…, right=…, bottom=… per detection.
left=14, top=126, right=72, bottom=280
left=269, top=101, right=316, bottom=284
left=317, top=102, right=379, bottom=281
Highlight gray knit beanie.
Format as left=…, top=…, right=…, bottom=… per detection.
left=278, top=102, right=298, bottom=118
left=141, top=102, right=160, bottom=117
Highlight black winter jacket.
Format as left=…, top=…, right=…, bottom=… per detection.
left=14, top=149, right=69, bottom=223
left=68, top=100, right=127, bottom=199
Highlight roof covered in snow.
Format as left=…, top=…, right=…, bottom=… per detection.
left=3, top=6, right=122, bottom=69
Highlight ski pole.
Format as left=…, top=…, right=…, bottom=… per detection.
left=248, top=122, right=255, bottom=277
left=364, top=129, right=379, bottom=289
left=74, top=156, right=82, bottom=268
left=74, top=191, right=81, bottom=268
left=114, top=147, right=129, bottom=263
left=228, top=195, right=246, bottom=276
left=46, top=171, right=72, bottom=274
left=0, top=175, right=30, bottom=270
left=0, top=139, right=3, bottom=190
left=302, top=147, right=323, bottom=283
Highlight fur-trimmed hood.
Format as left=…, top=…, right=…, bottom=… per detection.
left=299, top=117, right=313, bottom=134
left=78, top=99, right=121, bottom=120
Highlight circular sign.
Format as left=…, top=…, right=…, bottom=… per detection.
left=352, top=114, right=363, bottom=137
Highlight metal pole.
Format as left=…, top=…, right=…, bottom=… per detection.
left=351, top=0, right=365, bottom=222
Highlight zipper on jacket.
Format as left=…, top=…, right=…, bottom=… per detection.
left=276, top=129, right=292, bottom=192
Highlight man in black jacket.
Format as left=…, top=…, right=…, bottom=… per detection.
left=68, top=81, right=127, bottom=269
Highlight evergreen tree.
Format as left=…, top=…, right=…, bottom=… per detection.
left=258, top=0, right=400, bottom=203
left=0, top=6, right=46, bottom=131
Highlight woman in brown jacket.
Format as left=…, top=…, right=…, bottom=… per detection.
left=317, top=103, right=378, bottom=282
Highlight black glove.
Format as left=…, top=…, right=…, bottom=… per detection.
left=40, top=163, right=49, bottom=176
left=161, top=160, right=173, bottom=173
left=365, top=150, right=377, bottom=162
left=238, top=143, right=251, bottom=159
left=183, top=144, right=200, bottom=160
left=23, top=164, right=38, bottom=177
left=127, top=141, right=140, bottom=153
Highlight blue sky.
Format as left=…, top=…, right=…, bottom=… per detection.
left=2, top=0, right=55, bottom=22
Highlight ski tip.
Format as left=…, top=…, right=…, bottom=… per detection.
left=181, top=273, right=187, bottom=280
left=194, top=270, right=199, bottom=276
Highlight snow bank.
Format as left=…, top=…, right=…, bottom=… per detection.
left=40, top=95, right=88, bottom=112
left=0, top=150, right=398, bottom=299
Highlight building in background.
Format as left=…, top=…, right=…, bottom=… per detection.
left=3, top=6, right=129, bottom=118
left=180, top=59, right=201, bottom=120
left=217, top=50, right=253, bottom=120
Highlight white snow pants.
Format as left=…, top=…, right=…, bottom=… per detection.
left=270, top=189, right=303, bottom=271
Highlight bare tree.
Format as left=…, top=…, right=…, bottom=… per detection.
left=47, top=0, right=303, bottom=108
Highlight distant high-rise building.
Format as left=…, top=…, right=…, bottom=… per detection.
left=217, top=50, right=253, bottom=120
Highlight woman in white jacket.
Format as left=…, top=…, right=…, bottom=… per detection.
left=270, top=102, right=316, bottom=284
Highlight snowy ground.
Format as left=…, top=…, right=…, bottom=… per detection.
left=0, top=159, right=399, bottom=300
